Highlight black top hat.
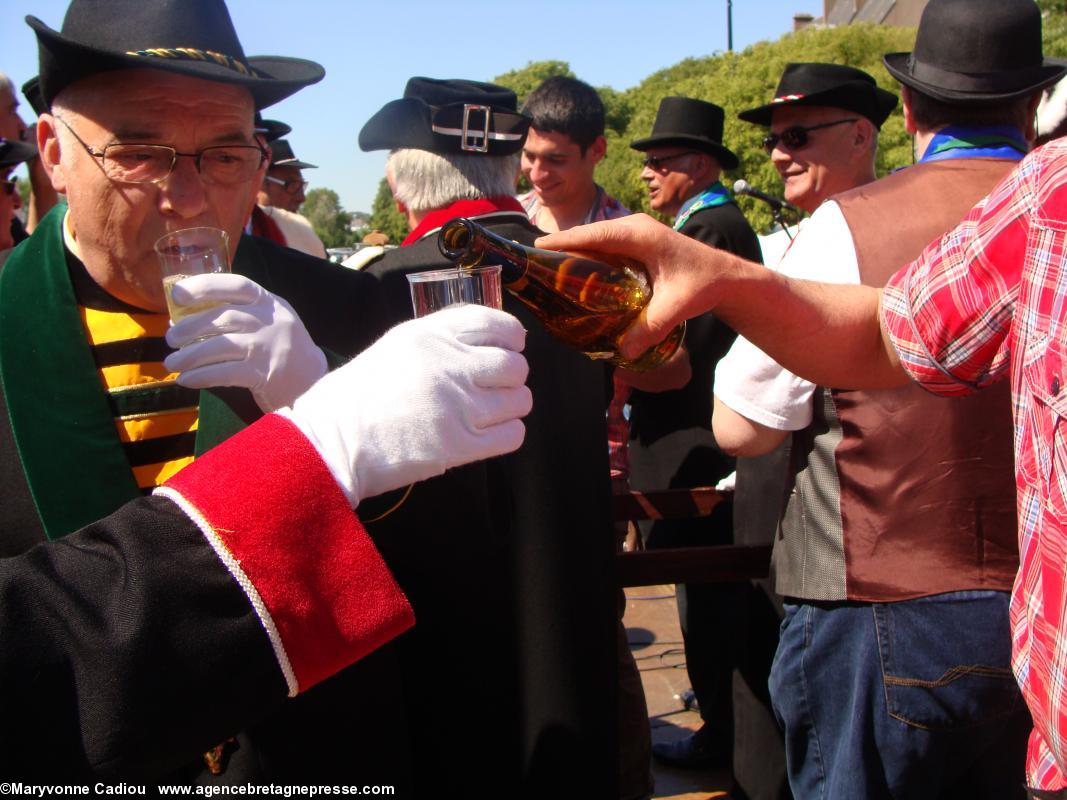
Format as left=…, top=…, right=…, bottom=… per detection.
left=629, top=97, right=739, bottom=170
left=359, top=77, right=531, bottom=156
left=254, top=114, right=291, bottom=144
left=27, top=0, right=324, bottom=110
left=0, top=139, right=38, bottom=171
left=739, top=63, right=898, bottom=127
left=883, top=0, right=1067, bottom=103
left=268, top=139, right=317, bottom=169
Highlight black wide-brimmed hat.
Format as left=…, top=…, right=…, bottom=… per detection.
left=739, top=63, right=898, bottom=127
left=269, top=139, right=317, bottom=169
left=883, top=0, right=1067, bottom=103
left=27, top=0, right=324, bottom=110
left=0, top=139, right=38, bottom=171
left=630, top=97, right=739, bottom=170
left=254, top=114, right=291, bottom=144
left=359, top=77, right=531, bottom=156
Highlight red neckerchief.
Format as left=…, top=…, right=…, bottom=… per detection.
left=402, top=196, right=526, bottom=247
left=250, top=205, right=287, bottom=247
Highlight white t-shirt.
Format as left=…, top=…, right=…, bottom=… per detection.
left=713, top=201, right=860, bottom=431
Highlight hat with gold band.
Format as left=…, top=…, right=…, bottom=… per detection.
left=27, top=0, right=324, bottom=110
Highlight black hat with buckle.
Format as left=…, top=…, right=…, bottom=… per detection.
left=0, top=138, right=38, bottom=171
left=630, top=97, right=739, bottom=169
left=268, top=139, right=317, bottom=169
left=883, top=0, right=1067, bottom=103
left=26, top=0, right=324, bottom=110
left=739, top=63, right=898, bottom=127
left=358, top=77, right=531, bottom=155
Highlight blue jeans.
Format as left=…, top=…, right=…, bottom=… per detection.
left=769, top=591, right=1031, bottom=799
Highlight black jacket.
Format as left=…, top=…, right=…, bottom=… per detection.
left=364, top=210, right=620, bottom=798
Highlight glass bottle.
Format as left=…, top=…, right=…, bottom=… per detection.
left=438, top=217, right=684, bottom=372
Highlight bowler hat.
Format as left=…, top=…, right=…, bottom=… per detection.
left=27, top=0, right=324, bottom=110
left=630, top=97, right=739, bottom=170
left=739, top=64, right=898, bottom=127
left=359, top=77, right=531, bottom=156
left=269, top=139, right=317, bottom=170
left=883, top=0, right=1067, bottom=103
left=0, top=139, right=38, bottom=171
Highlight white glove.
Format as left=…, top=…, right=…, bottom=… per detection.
left=163, top=273, right=327, bottom=413
left=278, top=304, right=533, bottom=507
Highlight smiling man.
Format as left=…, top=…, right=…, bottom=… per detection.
left=519, top=75, right=629, bottom=232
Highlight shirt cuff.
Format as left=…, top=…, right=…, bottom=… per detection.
left=156, top=413, right=414, bottom=696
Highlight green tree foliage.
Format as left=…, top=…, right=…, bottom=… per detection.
left=1039, top=0, right=1067, bottom=57
left=368, top=177, right=410, bottom=244
left=300, top=187, right=355, bottom=249
left=493, top=60, right=575, bottom=104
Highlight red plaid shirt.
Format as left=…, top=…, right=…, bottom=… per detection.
left=881, top=137, right=1067, bottom=790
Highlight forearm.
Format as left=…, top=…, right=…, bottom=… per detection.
left=710, top=253, right=908, bottom=390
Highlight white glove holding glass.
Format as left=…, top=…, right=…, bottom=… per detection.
left=163, top=273, right=327, bottom=413
left=278, top=304, right=532, bottom=507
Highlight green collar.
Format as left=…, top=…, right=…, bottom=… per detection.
left=0, top=207, right=254, bottom=539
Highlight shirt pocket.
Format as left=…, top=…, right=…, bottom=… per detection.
left=1022, top=332, right=1067, bottom=520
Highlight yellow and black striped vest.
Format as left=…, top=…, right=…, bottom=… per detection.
left=68, top=252, right=199, bottom=492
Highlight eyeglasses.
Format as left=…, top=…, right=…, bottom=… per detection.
left=266, top=175, right=309, bottom=195
left=641, top=151, right=699, bottom=171
left=0, top=179, right=17, bottom=197
left=761, top=118, right=858, bottom=154
left=55, top=117, right=268, bottom=185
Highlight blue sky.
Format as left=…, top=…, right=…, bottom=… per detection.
left=1, top=0, right=822, bottom=212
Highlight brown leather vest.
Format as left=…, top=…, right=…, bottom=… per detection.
left=828, top=159, right=1019, bottom=600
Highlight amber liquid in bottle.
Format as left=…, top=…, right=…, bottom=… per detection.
left=438, top=217, right=683, bottom=371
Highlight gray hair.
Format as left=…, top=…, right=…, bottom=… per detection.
left=0, top=73, right=14, bottom=96
left=387, top=148, right=519, bottom=213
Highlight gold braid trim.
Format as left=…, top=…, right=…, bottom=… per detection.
left=124, top=47, right=257, bottom=77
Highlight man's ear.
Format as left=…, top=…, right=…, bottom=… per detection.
left=37, top=114, right=67, bottom=194
left=853, top=117, right=876, bottom=148
left=586, top=135, right=607, bottom=165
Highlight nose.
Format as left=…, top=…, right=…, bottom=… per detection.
left=640, top=164, right=655, bottom=182
left=157, top=155, right=210, bottom=221
left=527, top=159, right=550, bottom=184
left=769, top=145, right=792, bottom=170
left=12, top=189, right=21, bottom=210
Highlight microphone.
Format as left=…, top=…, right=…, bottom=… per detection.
left=732, top=180, right=801, bottom=215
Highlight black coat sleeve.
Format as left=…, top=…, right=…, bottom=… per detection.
left=0, top=497, right=287, bottom=780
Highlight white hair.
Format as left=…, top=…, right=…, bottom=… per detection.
left=0, top=73, right=13, bottom=94
left=387, top=148, right=519, bottom=213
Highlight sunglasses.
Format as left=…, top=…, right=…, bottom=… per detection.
left=641, top=151, right=699, bottom=171
left=761, top=118, right=858, bottom=154
left=0, top=179, right=17, bottom=197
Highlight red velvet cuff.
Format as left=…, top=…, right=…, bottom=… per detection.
left=161, top=414, right=414, bottom=694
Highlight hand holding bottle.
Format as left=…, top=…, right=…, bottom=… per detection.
left=441, top=216, right=685, bottom=371
left=533, top=214, right=728, bottom=361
